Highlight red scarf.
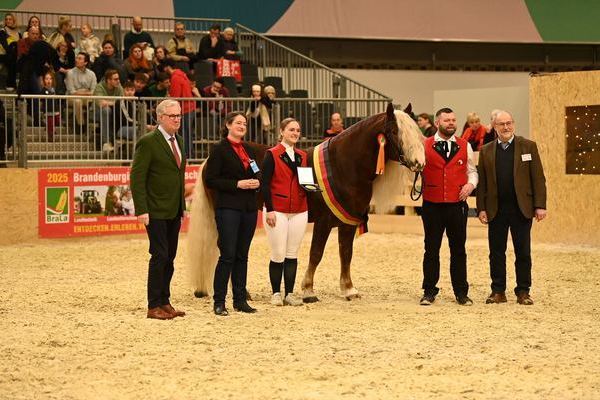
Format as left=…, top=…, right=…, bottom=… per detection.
left=227, top=138, right=250, bottom=169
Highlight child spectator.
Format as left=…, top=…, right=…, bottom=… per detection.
left=148, top=72, right=170, bottom=97
left=78, top=23, right=102, bottom=63
left=41, top=71, right=61, bottom=142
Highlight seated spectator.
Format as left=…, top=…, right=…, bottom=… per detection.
left=46, top=16, right=75, bottom=51
left=22, top=16, right=45, bottom=40
left=162, top=59, right=196, bottom=158
left=92, top=39, right=125, bottom=83
left=40, top=70, right=62, bottom=142
left=221, top=27, right=240, bottom=61
left=483, top=109, right=499, bottom=145
left=93, top=69, right=124, bottom=152
left=16, top=26, right=54, bottom=95
left=0, top=13, right=21, bottom=90
left=147, top=72, right=170, bottom=97
left=198, top=24, right=223, bottom=62
left=78, top=23, right=102, bottom=63
left=324, top=112, right=344, bottom=138
left=52, top=40, right=75, bottom=94
left=246, top=84, right=276, bottom=142
left=417, top=112, right=436, bottom=137
left=115, top=80, right=138, bottom=142
left=201, top=77, right=230, bottom=117
left=65, top=52, right=97, bottom=132
left=167, top=22, right=196, bottom=72
left=123, top=16, right=155, bottom=60
left=133, top=72, right=151, bottom=97
left=188, top=71, right=201, bottom=98
left=152, top=45, right=168, bottom=75
left=461, top=112, right=486, bottom=151
left=124, top=43, right=153, bottom=82
left=17, top=26, right=39, bottom=60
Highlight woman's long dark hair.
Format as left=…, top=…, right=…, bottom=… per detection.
left=220, top=111, right=247, bottom=137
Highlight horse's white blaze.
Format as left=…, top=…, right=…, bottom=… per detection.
left=394, top=110, right=426, bottom=170
left=187, top=163, right=219, bottom=296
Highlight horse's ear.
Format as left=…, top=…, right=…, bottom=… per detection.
left=386, top=103, right=395, bottom=120
left=403, top=103, right=413, bottom=114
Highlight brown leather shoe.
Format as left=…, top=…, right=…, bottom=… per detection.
left=485, top=292, right=508, bottom=304
left=161, top=304, right=186, bottom=317
left=147, top=307, right=174, bottom=320
left=516, top=292, right=534, bottom=305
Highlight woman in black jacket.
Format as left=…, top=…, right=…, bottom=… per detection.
left=204, top=111, right=260, bottom=316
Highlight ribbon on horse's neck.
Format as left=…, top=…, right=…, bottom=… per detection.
left=376, top=130, right=406, bottom=174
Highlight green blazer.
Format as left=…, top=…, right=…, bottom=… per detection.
left=130, top=128, right=186, bottom=219
left=476, top=135, right=546, bottom=221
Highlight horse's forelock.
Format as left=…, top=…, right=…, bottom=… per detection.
left=393, top=110, right=426, bottom=166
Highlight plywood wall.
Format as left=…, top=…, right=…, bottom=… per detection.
left=0, top=169, right=38, bottom=245
left=529, top=71, right=600, bottom=246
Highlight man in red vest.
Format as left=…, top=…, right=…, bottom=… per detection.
left=420, top=108, right=478, bottom=306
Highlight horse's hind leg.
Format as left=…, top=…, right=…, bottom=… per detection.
left=301, top=220, right=333, bottom=303
left=338, top=224, right=360, bottom=300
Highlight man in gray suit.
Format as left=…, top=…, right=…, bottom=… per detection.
left=131, top=99, right=187, bottom=319
left=476, top=110, right=547, bottom=305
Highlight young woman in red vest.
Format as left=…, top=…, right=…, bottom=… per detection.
left=261, top=118, right=308, bottom=306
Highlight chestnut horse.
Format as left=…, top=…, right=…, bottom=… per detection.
left=187, top=103, right=425, bottom=301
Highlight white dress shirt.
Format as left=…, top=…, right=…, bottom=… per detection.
left=159, top=125, right=181, bottom=162
left=434, top=132, right=478, bottom=187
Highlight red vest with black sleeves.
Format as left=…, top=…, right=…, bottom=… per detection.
left=268, top=144, right=308, bottom=213
left=422, top=136, right=469, bottom=203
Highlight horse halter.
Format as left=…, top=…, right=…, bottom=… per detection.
left=387, top=125, right=424, bottom=201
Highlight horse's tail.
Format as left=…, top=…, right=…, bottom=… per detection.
left=187, top=163, right=218, bottom=298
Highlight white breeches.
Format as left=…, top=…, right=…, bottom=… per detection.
left=263, top=210, right=308, bottom=262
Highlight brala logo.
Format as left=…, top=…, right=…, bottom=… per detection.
left=46, top=187, right=69, bottom=223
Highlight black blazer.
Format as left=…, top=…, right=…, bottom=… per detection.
left=204, top=138, right=259, bottom=211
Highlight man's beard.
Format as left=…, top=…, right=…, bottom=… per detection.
left=439, top=126, right=456, bottom=137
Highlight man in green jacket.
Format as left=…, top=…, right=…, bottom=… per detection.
left=130, top=99, right=187, bottom=320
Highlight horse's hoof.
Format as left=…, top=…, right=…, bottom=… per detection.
left=345, top=293, right=362, bottom=301
left=194, top=290, right=208, bottom=298
left=303, top=296, right=319, bottom=303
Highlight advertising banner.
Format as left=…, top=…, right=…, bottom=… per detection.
left=38, top=166, right=200, bottom=238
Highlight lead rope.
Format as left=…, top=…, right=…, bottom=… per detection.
left=410, top=171, right=423, bottom=201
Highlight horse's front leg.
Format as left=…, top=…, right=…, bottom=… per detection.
left=302, top=219, right=333, bottom=303
left=338, top=224, right=360, bottom=300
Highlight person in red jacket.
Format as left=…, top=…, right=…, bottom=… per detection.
left=261, top=118, right=308, bottom=307
left=163, top=59, right=196, bottom=159
left=420, top=107, right=478, bottom=306
left=461, top=112, right=486, bottom=151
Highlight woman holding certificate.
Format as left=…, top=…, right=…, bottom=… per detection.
left=261, top=118, right=308, bottom=307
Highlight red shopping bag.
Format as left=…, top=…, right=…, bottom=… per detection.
left=216, top=58, right=242, bottom=82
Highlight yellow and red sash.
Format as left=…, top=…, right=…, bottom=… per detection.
left=312, top=140, right=367, bottom=234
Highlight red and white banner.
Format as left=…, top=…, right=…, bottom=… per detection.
left=38, top=166, right=200, bottom=238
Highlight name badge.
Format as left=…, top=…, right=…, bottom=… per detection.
left=249, top=159, right=260, bottom=174
left=521, top=153, right=532, bottom=162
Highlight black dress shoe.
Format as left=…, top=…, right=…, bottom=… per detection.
left=233, top=302, right=257, bottom=313
left=213, top=304, right=229, bottom=316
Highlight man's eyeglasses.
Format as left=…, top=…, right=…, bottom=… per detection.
left=495, top=121, right=514, bottom=128
left=164, top=114, right=182, bottom=120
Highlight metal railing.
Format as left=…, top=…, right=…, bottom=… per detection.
left=0, top=94, right=389, bottom=167
left=235, top=23, right=390, bottom=101
left=0, top=9, right=230, bottom=56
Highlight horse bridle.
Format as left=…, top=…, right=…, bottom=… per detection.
left=388, top=131, right=423, bottom=201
